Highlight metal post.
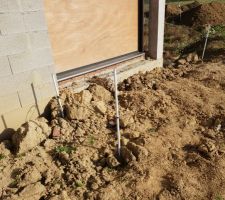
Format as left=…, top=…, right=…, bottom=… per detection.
left=113, top=69, right=121, bottom=156
left=52, top=74, right=64, bottom=118
left=202, top=24, right=211, bottom=61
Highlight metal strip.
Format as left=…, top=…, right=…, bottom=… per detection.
left=57, top=51, right=144, bottom=81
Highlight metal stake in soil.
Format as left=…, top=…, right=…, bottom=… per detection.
left=202, top=24, right=211, bottom=61
left=52, top=74, right=64, bottom=118
left=178, top=2, right=182, bottom=22
left=113, top=69, right=121, bottom=156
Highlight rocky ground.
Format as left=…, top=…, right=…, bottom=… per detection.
left=1, top=60, right=225, bottom=200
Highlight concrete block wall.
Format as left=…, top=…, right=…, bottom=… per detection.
left=0, top=0, right=55, bottom=136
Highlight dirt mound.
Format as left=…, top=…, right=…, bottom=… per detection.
left=1, top=62, right=225, bottom=199
left=180, top=2, right=225, bottom=27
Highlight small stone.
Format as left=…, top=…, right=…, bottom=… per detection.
left=76, top=127, right=85, bottom=137
left=65, top=104, right=89, bottom=120
left=89, top=84, right=112, bottom=103
left=12, top=118, right=51, bottom=154
left=121, top=147, right=136, bottom=163
left=93, top=101, right=107, bottom=115
left=18, top=166, right=42, bottom=187
left=193, top=54, right=199, bottom=62
left=106, top=155, right=120, bottom=168
left=186, top=53, right=193, bottom=62
left=124, top=131, right=140, bottom=139
left=18, top=182, right=46, bottom=200
left=177, top=59, right=186, bottom=65
left=91, top=182, right=99, bottom=190
left=72, top=90, right=93, bottom=105
left=43, top=139, right=56, bottom=151
left=127, top=142, right=148, bottom=160
left=52, top=126, right=61, bottom=138
left=121, top=137, right=129, bottom=146
left=120, top=115, right=134, bottom=128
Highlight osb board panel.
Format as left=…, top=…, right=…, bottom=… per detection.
left=44, top=0, right=138, bottom=73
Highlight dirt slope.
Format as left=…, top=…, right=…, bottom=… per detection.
left=166, top=2, right=225, bottom=27
left=1, top=61, right=225, bottom=200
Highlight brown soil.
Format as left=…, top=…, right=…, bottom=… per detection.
left=1, top=62, right=225, bottom=200
left=176, top=2, right=225, bottom=27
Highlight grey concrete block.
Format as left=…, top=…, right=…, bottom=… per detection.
left=20, top=0, right=43, bottom=12
left=0, top=34, right=28, bottom=56
left=8, top=51, right=34, bottom=74
left=34, top=81, right=55, bottom=101
left=0, top=92, right=21, bottom=115
left=7, top=0, right=21, bottom=12
left=0, top=0, right=7, bottom=13
left=0, top=75, right=17, bottom=96
left=14, top=66, right=53, bottom=92
left=18, top=86, right=35, bottom=107
left=0, top=56, right=12, bottom=77
left=9, top=48, right=54, bottom=74
left=0, top=0, right=21, bottom=13
left=0, top=13, right=25, bottom=35
left=29, top=31, right=51, bottom=50
left=24, top=11, right=47, bottom=32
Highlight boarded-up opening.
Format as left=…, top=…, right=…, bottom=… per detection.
left=44, top=0, right=138, bottom=73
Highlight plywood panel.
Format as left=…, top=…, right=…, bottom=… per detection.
left=44, top=0, right=138, bottom=73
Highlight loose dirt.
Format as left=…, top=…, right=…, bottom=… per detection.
left=167, top=2, right=225, bottom=27
left=1, top=61, right=225, bottom=200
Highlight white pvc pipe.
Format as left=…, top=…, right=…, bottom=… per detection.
left=202, top=25, right=211, bottom=61
left=52, top=74, right=64, bottom=118
left=113, top=69, right=121, bottom=156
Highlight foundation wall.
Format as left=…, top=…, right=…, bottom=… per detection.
left=0, top=0, right=55, bottom=136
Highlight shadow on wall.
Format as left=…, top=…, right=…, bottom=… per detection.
left=0, top=101, right=52, bottom=143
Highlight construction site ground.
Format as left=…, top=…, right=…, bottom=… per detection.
left=1, top=1, right=225, bottom=200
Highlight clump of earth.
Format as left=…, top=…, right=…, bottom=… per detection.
left=1, top=61, right=225, bottom=199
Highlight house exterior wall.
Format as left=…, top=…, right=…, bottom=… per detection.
left=0, top=0, right=55, bottom=135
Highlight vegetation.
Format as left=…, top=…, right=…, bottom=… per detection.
left=0, top=154, right=5, bottom=160
left=55, top=145, right=76, bottom=154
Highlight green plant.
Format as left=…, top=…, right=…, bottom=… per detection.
left=215, top=195, right=224, bottom=200
left=88, top=136, right=95, bottom=146
left=148, top=128, right=158, bottom=132
left=74, top=180, right=83, bottom=188
left=10, top=175, right=20, bottom=187
left=212, top=25, right=225, bottom=38
left=0, top=154, right=5, bottom=160
left=55, top=145, right=76, bottom=154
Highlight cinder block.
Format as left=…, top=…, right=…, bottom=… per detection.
left=0, top=0, right=7, bottom=13
left=35, top=81, right=55, bottom=101
left=28, top=31, right=51, bottom=50
left=0, top=34, right=28, bottom=56
left=1, top=97, right=50, bottom=133
left=13, top=66, right=53, bottom=92
left=33, top=48, right=53, bottom=67
left=18, top=86, right=35, bottom=108
left=20, top=0, right=43, bottom=12
left=7, top=0, right=21, bottom=12
left=0, top=56, right=12, bottom=77
left=0, top=92, right=21, bottom=115
left=23, top=11, right=47, bottom=32
left=2, top=104, right=39, bottom=131
left=8, top=51, right=35, bottom=74
left=0, top=75, right=17, bottom=96
left=9, top=48, right=54, bottom=74
left=0, top=13, right=25, bottom=35
left=0, top=0, right=21, bottom=13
